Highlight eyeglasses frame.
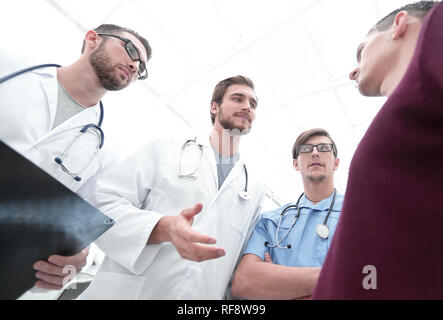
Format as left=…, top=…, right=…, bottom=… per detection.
left=296, top=143, right=336, bottom=158
left=97, top=33, right=148, bottom=80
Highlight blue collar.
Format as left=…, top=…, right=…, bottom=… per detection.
left=298, top=191, right=342, bottom=211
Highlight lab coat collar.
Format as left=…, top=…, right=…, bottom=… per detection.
left=35, top=67, right=102, bottom=144
left=194, top=133, right=245, bottom=194
left=44, top=102, right=101, bottom=138
left=195, top=134, right=243, bottom=161
left=195, top=134, right=211, bottom=148
left=32, top=64, right=59, bottom=77
left=33, top=64, right=102, bottom=123
left=36, top=65, right=58, bottom=131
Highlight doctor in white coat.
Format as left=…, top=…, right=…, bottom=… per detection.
left=0, top=24, right=151, bottom=295
left=80, top=75, right=265, bottom=299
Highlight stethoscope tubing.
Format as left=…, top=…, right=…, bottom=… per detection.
left=178, top=137, right=250, bottom=199
left=265, top=189, right=337, bottom=249
left=0, top=64, right=62, bottom=84
left=1, top=64, right=105, bottom=182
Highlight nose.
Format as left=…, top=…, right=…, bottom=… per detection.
left=349, top=67, right=358, bottom=81
left=128, top=60, right=140, bottom=75
left=311, top=146, right=320, bottom=158
left=241, top=101, right=252, bottom=112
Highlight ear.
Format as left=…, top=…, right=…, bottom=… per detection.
left=333, top=157, right=340, bottom=171
left=392, top=11, right=409, bottom=40
left=210, top=101, right=219, bottom=118
left=83, top=30, right=102, bottom=53
left=293, top=159, right=300, bottom=171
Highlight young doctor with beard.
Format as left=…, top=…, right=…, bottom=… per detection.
left=0, top=24, right=151, bottom=298
left=80, top=75, right=265, bottom=299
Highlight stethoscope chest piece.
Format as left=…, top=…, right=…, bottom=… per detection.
left=238, top=190, right=250, bottom=201
left=316, top=224, right=329, bottom=239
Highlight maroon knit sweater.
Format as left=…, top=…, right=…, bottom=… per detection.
left=313, top=2, right=443, bottom=299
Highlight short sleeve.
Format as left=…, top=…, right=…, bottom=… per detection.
left=242, top=217, right=270, bottom=261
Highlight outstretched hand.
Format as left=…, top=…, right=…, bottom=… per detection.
left=168, top=203, right=226, bottom=262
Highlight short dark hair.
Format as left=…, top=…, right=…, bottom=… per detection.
left=81, top=24, right=152, bottom=61
left=292, top=128, right=338, bottom=159
left=371, top=1, right=439, bottom=32
left=210, top=75, right=256, bottom=125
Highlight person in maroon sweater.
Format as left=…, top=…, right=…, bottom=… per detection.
left=313, top=1, right=443, bottom=299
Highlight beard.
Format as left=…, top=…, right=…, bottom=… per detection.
left=89, top=44, right=129, bottom=91
left=218, top=110, right=251, bottom=136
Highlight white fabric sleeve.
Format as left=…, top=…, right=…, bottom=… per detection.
left=85, top=140, right=167, bottom=275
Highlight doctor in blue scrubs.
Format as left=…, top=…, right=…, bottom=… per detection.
left=231, top=128, right=344, bottom=300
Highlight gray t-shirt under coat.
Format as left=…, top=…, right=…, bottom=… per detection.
left=212, top=147, right=239, bottom=189
left=52, top=81, right=84, bottom=129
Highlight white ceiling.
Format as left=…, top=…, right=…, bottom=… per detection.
left=1, top=0, right=412, bottom=210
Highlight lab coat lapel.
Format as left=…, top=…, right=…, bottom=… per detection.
left=35, top=66, right=58, bottom=132
left=196, top=135, right=219, bottom=192
left=216, top=157, right=244, bottom=198
left=32, top=66, right=101, bottom=144
left=35, top=95, right=101, bottom=145
left=194, top=135, right=246, bottom=198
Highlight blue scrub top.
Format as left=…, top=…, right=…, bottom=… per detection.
left=243, top=192, right=344, bottom=267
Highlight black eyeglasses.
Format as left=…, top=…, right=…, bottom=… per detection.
left=98, top=33, right=148, bottom=80
left=298, top=143, right=335, bottom=154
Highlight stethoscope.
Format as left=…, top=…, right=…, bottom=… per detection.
left=0, top=64, right=105, bottom=182
left=178, top=137, right=250, bottom=200
left=265, top=189, right=337, bottom=249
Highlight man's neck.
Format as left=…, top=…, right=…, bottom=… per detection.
left=380, top=53, right=414, bottom=97
left=209, top=126, right=241, bottom=157
left=382, top=22, right=421, bottom=97
left=56, top=57, right=106, bottom=108
left=302, top=180, right=335, bottom=205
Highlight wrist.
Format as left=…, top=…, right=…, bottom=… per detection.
left=148, top=215, right=173, bottom=244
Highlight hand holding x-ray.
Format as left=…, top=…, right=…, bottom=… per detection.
left=33, top=247, right=89, bottom=290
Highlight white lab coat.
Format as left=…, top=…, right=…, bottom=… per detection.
left=80, top=136, right=265, bottom=299
left=0, top=54, right=115, bottom=193
left=0, top=52, right=116, bottom=299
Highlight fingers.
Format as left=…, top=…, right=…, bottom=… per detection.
left=170, top=203, right=226, bottom=262
left=35, top=280, right=63, bottom=291
left=181, top=202, right=203, bottom=220
left=47, top=250, right=88, bottom=270
left=33, top=250, right=88, bottom=291
left=171, top=224, right=225, bottom=262
left=178, top=243, right=225, bottom=262
left=33, top=264, right=72, bottom=289
left=187, top=229, right=217, bottom=245
left=264, top=252, right=273, bottom=263
left=33, top=261, right=66, bottom=277
left=35, top=271, right=65, bottom=288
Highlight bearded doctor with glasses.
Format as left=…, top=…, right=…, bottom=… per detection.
left=0, top=24, right=151, bottom=298
left=231, top=128, right=344, bottom=300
